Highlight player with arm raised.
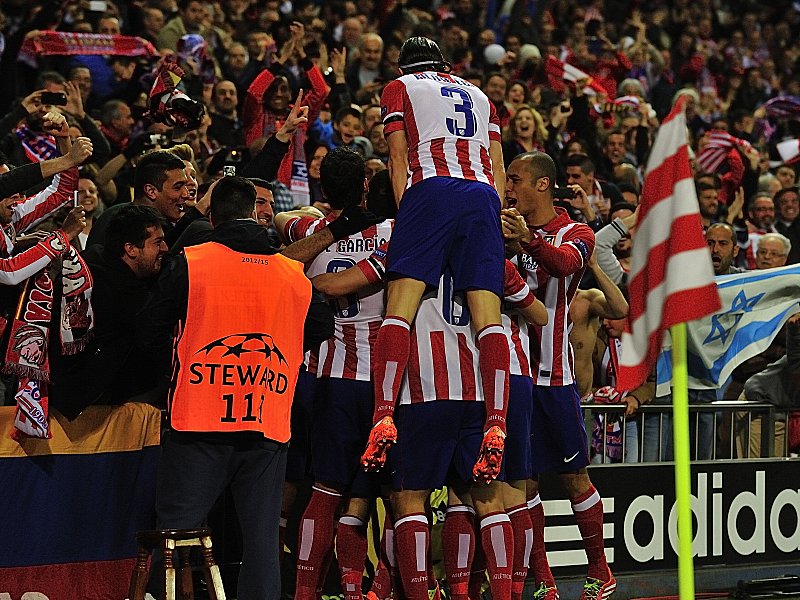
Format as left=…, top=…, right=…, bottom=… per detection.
left=363, top=37, right=509, bottom=482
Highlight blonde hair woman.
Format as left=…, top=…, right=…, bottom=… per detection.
left=502, top=104, right=548, bottom=167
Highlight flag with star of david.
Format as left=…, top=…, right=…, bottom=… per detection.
left=656, top=264, right=800, bottom=395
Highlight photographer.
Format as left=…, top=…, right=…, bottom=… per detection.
left=0, top=77, right=111, bottom=179
left=552, top=184, right=605, bottom=233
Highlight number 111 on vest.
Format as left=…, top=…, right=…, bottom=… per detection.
left=221, top=392, right=263, bottom=423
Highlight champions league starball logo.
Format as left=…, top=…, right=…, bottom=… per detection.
left=194, top=332, right=288, bottom=365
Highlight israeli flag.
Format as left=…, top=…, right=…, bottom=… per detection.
left=656, top=264, right=800, bottom=395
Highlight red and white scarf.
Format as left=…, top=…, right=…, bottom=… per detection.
left=5, top=240, right=94, bottom=440
left=15, top=124, right=58, bottom=163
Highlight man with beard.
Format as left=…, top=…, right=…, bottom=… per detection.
left=774, top=187, right=800, bottom=265
left=742, top=192, right=778, bottom=269
left=707, top=222, right=745, bottom=276
left=52, top=206, right=169, bottom=419
left=208, top=80, right=245, bottom=147
left=697, top=181, right=720, bottom=229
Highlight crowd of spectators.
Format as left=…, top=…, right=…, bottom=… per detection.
left=2, top=1, right=800, bottom=455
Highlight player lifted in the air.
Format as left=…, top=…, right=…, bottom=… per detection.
left=362, top=37, right=509, bottom=482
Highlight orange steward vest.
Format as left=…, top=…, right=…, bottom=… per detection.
left=170, top=242, right=312, bottom=442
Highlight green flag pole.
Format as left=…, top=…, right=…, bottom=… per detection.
left=670, top=322, right=695, bottom=600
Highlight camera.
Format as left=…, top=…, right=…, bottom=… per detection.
left=41, top=92, right=67, bottom=106
left=553, top=187, right=578, bottom=200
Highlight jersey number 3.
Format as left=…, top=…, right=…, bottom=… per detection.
left=441, top=86, right=476, bottom=138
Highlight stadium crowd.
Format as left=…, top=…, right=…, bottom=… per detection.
left=2, top=0, right=800, bottom=599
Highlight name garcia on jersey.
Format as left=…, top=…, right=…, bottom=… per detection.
left=331, top=233, right=390, bottom=255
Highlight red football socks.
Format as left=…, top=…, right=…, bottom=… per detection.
left=337, top=515, right=368, bottom=600
left=295, top=487, right=343, bottom=599
left=371, top=317, right=411, bottom=424
left=442, top=506, right=476, bottom=600
left=469, top=532, right=486, bottom=600
left=570, top=485, right=608, bottom=580
left=479, top=512, right=514, bottom=600
left=476, top=325, right=510, bottom=433
left=527, top=494, right=555, bottom=587
left=369, top=509, right=395, bottom=600
left=507, top=504, right=533, bottom=600
left=394, top=513, right=430, bottom=600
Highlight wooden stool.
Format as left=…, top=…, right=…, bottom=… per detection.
left=128, top=527, right=226, bottom=600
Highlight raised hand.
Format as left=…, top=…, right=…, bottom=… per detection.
left=276, top=89, right=309, bottom=142
left=42, top=111, right=70, bottom=138
left=61, top=205, right=87, bottom=240
left=289, top=21, right=307, bottom=59
left=330, top=47, right=347, bottom=81
left=21, top=89, right=45, bottom=115
left=66, top=136, right=94, bottom=166
left=63, top=80, right=86, bottom=119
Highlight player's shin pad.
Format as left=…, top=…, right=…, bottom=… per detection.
left=472, top=426, right=506, bottom=483
left=360, top=416, right=397, bottom=472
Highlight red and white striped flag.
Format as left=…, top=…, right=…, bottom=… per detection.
left=545, top=55, right=606, bottom=96
left=696, top=130, right=753, bottom=174
left=618, top=97, right=721, bottom=391
left=776, top=138, right=800, bottom=165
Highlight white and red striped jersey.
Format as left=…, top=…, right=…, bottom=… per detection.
left=2, top=167, right=77, bottom=254
left=515, top=208, right=595, bottom=387
left=361, top=254, right=533, bottom=403
left=284, top=214, right=394, bottom=381
left=0, top=167, right=77, bottom=285
left=381, top=72, right=501, bottom=190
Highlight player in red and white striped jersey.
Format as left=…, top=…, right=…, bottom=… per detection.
left=282, top=213, right=393, bottom=380
left=390, top=259, right=534, bottom=405
left=502, top=152, right=615, bottom=600
left=381, top=73, right=500, bottom=189
left=313, top=247, right=546, bottom=600
left=366, top=37, right=510, bottom=486
left=274, top=147, right=393, bottom=600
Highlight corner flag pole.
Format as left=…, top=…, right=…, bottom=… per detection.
left=670, top=322, right=695, bottom=600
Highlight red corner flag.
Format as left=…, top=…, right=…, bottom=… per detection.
left=618, top=97, right=721, bottom=391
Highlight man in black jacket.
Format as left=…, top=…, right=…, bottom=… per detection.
left=52, top=205, right=169, bottom=419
